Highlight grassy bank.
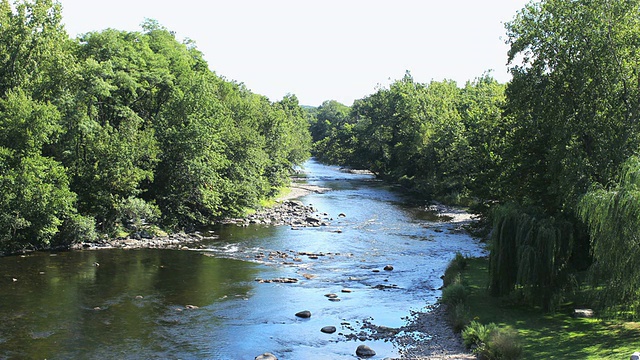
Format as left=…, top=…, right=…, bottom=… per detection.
left=454, top=257, right=640, bottom=359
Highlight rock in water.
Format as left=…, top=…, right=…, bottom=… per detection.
left=255, top=353, right=278, bottom=360
left=384, top=265, right=394, bottom=271
left=356, top=345, right=376, bottom=357
left=295, top=310, right=311, bottom=318
left=321, top=326, right=337, bottom=334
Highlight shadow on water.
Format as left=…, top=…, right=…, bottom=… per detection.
left=0, top=159, right=485, bottom=359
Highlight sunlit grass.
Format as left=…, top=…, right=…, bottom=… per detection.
left=461, top=258, right=640, bottom=359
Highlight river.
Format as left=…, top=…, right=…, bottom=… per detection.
left=0, top=160, right=485, bottom=359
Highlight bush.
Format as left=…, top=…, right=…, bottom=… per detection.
left=448, top=303, right=470, bottom=333
left=462, top=321, right=522, bottom=360
left=441, top=282, right=468, bottom=306
left=116, top=197, right=161, bottom=230
left=486, top=327, right=522, bottom=360
left=462, top=320, right=499, bottom=350
left=53, top=213, right=97, bottom=246
left=443, top=252, right=469, bottom=287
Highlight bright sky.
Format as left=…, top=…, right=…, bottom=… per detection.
left=58, top=0, right=531, bottom=107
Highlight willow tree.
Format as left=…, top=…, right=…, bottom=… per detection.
left=578, top=157, right=640, bottom=313
left=489, top=0, right=640, bottom=308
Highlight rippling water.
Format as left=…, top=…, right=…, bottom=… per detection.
left=0, top=160, right=485, bottom=359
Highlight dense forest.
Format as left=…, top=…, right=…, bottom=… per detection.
left=308, top=0, right=640, bottom=316
left=0, top=0, right=311, bottom=253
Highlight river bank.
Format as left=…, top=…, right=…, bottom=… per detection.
left=71, top=183, right=332, bottom=252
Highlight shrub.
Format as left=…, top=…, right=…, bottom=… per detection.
left=462, top=320, right=499, bottom=350
left=116, top=197, right=161, bottom=230
left=443, top=252, right=469, bottom=287
left=486, top=327, right=522, bottom=360
left=54, top=213, right=98, bottom=246
left=448, top=303, right=470, bottom=333
left=463, top=321, right=522, bottom=360
left=441, top=282, right=468, bottom=306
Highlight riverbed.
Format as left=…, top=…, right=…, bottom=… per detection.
left=0, top=160, right=485, bottom=359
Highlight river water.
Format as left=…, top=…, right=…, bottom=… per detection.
left=0, top=160, right=485, bottom=359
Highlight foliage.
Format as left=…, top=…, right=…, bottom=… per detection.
left=443, top=252, right=468, bottom=287
left=115, top=196, right=160, bottom=230
left=578, top=156, right=640, bottom=313
left=0, top=1, right=311, bottom=251
left=462, top=321, right=499, bottom=349
left=448, top=302, right=471, bottom=333
left=463, top=321, right=522, bottom=360
left=485, top=327, right=522, bottom=360
left=310, top=72, right=505, bottom=200
left=489, top=203, right=576, bottom=310
left=502, top=0, right=640, bottom=214
left=460, top=257, right=640, bottom=359
left=441, top=282, right=468, bottom=306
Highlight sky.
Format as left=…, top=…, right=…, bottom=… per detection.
left=57, top=0, right=531, bottom=107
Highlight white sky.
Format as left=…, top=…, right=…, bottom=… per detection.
left=57, top=0, right=531, bottom=106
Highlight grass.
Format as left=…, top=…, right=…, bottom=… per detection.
left=460, top=258, right=640, bottom=359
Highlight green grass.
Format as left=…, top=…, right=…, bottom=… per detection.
left=460, top=258, right=640, bottom=359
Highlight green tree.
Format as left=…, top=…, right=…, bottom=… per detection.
left=0, top=91, right=86, bottom=251
left=489, top=0, right=640, bottom=308
left=579, top=156, right=640, bottom=313
left=0, top=0, right=72, bottom=99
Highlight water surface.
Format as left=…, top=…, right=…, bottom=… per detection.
left=0, top=160, right=485, bottom=359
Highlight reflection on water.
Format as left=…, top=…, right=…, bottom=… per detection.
left=0, top=160, right=485, bottom=359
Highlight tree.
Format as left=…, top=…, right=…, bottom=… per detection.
left=578, top=156, right=640, bottom=312
left=489, top=0, right=640, bottom=308
left=0, top=91, right=88, bottom=251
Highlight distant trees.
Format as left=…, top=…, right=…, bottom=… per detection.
left=309, top=72, right=505, bottom=202
left=0, top=0, right=310, bottom=252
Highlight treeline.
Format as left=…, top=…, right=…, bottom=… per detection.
left=308, top=0, right=640, bottom=315
left=0, top=0, right=310, bottom=253
left=309, top=73, right=505, bottom=203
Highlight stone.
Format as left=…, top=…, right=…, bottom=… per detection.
left=321, top=326, right=337, bottom=334
left=631, top=352, right=640, bottom=360
left=573, top=308, right=594, bottom=318
left=324, top=293, right=339, bottom=298
left=306, top=216, right=321, bottom=224
left=384, top=265, right=394, bottom=271
left=255, top=353, right=278, bottom=360
left=341, top=288, right=352, bottom=293
left=295, top=310, right=311, bottom=318
left=356, top=345, right=376, bottom=357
